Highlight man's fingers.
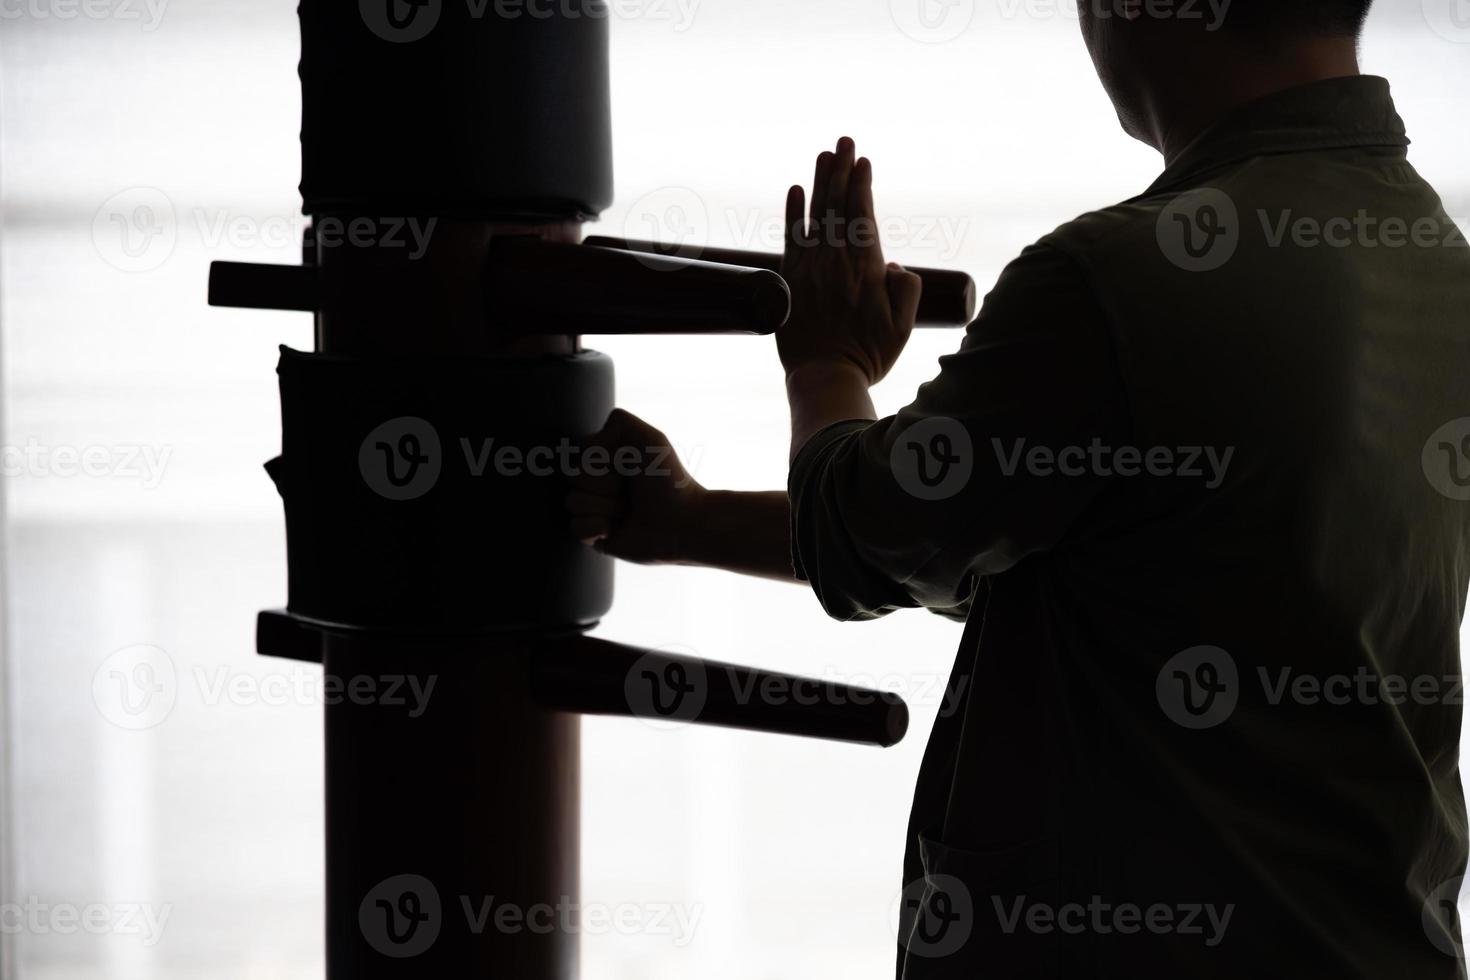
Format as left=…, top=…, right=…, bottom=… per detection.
left=847, top=156, right=875, bottom=223
left=596, top=407, right=669, bottom=445
left=573, top=408, right=640, bottom=496
left=568, top=466, right=622, bottom=498
left=567, top=515, right=611, bottom=546
left=809, top=150, right=835, bottom=233
left=784, top=183, right=806, bottom=255
left=589, top=407, right=645, bottom=450
left=828, top=136, right=856, bottom=230
left=564, top=489, right=625, bottom=520
left=849, top=156, right=882, bottom=267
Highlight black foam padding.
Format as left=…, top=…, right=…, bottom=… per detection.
left=271, top=346, right=615, bottom=633
left=299, top=0, right=614, bottom=220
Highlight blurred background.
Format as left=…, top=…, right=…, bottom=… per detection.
left=1, top=0, right=1468, bottom=976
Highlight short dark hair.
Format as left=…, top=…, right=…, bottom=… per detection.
left=1223, top=0, right=1375, bottom=37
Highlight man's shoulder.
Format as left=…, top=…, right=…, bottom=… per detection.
left=1028, top=176, right=1273, bottom=290
left=1034, top=193, right=1183, bottom=264
left=976, top=197, right=1189, bottom=320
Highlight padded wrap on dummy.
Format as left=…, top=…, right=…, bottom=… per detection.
left=270, top=346, right=614, bottom=633
left=299, top=0, right=614, bottom=220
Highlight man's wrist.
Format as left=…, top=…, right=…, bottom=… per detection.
left=668, top=488, right=799, bottom=583
left=666, top=484, right=712, bottom=566
left=784, top=359, right=872, bottom=393
left=785, top=359, right=878, bottom=464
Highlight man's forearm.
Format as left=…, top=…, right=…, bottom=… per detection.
left=652, top=362, right=876, bottom=584
left=675, top=489, right=800, bottom=583
left=786, top=362, right=876, bottom=464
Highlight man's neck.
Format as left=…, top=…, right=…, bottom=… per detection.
left=1142, top=36, right=1362, bottom=164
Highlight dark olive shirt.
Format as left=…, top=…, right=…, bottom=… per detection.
left=790, top=76, right=1470, bottom=979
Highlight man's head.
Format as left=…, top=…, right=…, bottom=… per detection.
left=1079, top=0, right=1374, bottom=156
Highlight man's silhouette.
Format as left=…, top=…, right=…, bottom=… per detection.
left=567, top=1, right=1470, bottom=974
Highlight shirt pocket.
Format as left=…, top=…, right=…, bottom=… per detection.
left=899, top=832, right=1062, bottom=980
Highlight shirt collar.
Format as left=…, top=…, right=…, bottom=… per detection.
left=1141, top=75, right=1410, bottom=198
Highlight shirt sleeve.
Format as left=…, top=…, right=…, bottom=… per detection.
left=787, top=241, right=1130, bottom=622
